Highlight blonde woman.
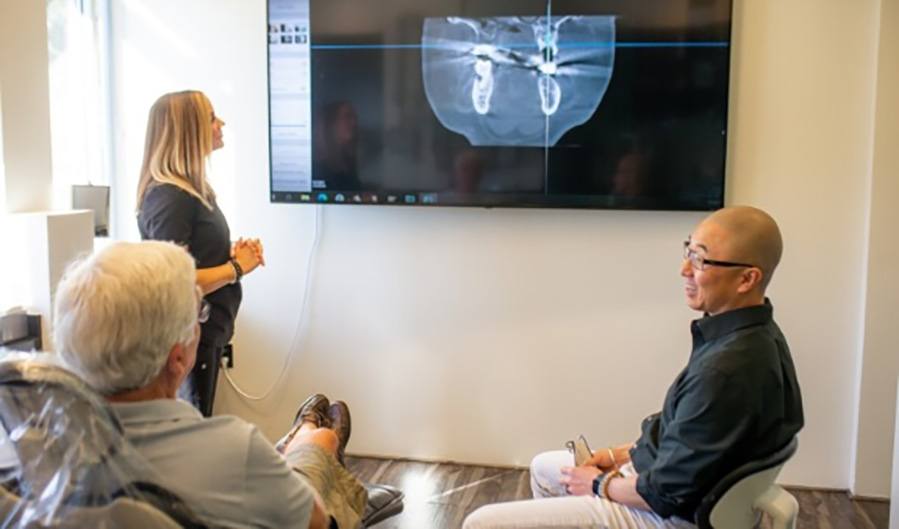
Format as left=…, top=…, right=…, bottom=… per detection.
left=137, top=90, right=264, bottom=416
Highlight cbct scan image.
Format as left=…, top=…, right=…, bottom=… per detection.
left=422, top=14, right=616, bottom=147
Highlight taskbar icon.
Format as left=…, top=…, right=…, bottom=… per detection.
left=384, top=193, right=440, bottom=206
left=301, top=191, right=439, bottom=206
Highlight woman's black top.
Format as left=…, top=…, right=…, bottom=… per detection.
left=138, top=183, right=242, bottom=348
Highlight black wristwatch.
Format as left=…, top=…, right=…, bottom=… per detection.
left=229, top=258, right=244, bottom=283
left=592, top=472, right=605, bottom=498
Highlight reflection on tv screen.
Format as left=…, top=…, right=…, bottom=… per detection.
left=268, top=0, right=732, bottom=210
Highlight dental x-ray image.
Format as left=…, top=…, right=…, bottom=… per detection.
left=422, top=15, right=615, bottom=147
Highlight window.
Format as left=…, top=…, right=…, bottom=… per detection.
left=46, top=0, right=112, bottom=211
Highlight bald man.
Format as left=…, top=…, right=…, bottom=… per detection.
left=464, top=206, right=804, bottom=529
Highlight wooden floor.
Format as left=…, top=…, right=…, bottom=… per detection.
left=346, top=456, right=890, bottom=529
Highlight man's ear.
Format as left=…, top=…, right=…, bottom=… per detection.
left=166, top=342, right=191, bottom=380
left=737, top=267, right=763, bottom=294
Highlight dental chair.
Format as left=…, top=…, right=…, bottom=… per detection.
left=0, top=356, right=214, bottom=528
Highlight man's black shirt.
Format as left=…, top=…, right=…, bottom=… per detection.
left=629, top=301, right=803, bottom=520
left=138, top=184, right=242, bottom=348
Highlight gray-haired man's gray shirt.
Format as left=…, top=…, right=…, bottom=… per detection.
left=112, top=399, right=315, bottom=529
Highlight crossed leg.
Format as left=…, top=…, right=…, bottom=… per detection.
left=278, top=401, right=368, bottom=529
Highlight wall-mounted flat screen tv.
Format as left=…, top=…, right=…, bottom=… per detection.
left=268, top=0, right=732, bottom=210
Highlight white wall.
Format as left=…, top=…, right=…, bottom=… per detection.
left=0, top=0, right=53, bottom=214
left=891, top=381, right=899, bottom=528
left=852, top=0, right=899, bottom=498
left=0, top=0, right=62, bottom=318
left=107, top=0, right=889, bottom=492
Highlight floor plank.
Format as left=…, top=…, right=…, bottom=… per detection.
left=856, top=499, right=890, bottom=529
left=347, top=456, right=891, bottom=529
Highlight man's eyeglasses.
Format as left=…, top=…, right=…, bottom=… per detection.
left=198, top=299, right=211, bottom=324
left=683, top=241, right=755, bottom=271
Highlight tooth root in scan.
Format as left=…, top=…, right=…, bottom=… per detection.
left=422, top=16, right=616, bottom=147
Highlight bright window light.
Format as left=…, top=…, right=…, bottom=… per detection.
left=46, top=0, right=112, bottom=210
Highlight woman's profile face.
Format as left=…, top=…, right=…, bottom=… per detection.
left=210, top=108, right=225, bottom=150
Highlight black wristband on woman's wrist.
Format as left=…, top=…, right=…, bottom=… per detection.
left=592, top=473, right=605, bottom=497
left=229, top=258, right=243, bottom=283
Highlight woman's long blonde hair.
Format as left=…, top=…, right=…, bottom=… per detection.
left=136, top=90, right=216, bottom=211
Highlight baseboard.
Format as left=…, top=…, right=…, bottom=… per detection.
left=781, top=484, right=848, bottom=494
left=849, top=494, right=891, bottom=503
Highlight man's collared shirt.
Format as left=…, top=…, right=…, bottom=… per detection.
left=112, top=399, right=315, bottom=529
left=629, top=301, right=804, bottom=520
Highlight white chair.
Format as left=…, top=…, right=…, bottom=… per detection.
left=694, top=438, right=799, bottom=529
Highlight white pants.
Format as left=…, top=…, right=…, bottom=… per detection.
left=463, top=450, right=695, bottom=529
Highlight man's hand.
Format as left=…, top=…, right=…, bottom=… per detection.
left=584, top=443, right=634, bottom=472
left=560, top=465, right=602, bottom=496
left=583, top=451, right=613, bottom=471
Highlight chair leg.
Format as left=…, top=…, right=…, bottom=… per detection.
left=754, top=485, right=798, bottom=529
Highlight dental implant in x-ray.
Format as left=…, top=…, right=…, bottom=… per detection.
left=422, top=14, right=615, bottom=147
